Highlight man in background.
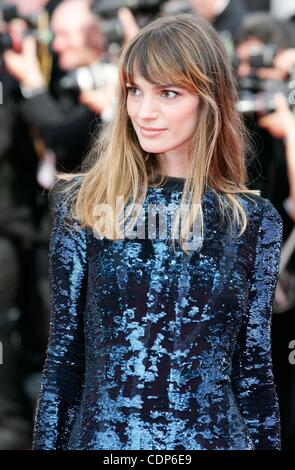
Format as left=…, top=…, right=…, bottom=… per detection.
left=189, top=0, right=248, bottom=41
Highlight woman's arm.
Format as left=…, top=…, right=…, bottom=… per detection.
left=32, top=192, right=88, bottom=450
left=231, top=198, right=283, bottom=450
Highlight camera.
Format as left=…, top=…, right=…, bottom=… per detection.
left=59, top=62, right=118, bottom=94
left=0, top=4, right=38, bottom=28
left=0, top=5, right=52, bottom=54
left=91, top=0, right=167, bottom=46
left=91, top=0, right=191, bottom=47
left=237, top=79, right=292, bottom=114
left=232, top=44, right=293, bottom=115
left=0, top=31, right=13, bottom=54
left=247, top=44, right=279, bottom=69
left=91, top=0, right=166, bottom=18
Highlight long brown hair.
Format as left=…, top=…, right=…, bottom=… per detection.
left=57, top=13, right=259, bottom=251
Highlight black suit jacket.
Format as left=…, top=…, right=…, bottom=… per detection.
left=21, top=88, right=100, bottom=173
left=213, top=0, right=248, bottom=41
left=0, top=75, right=39, bottom=241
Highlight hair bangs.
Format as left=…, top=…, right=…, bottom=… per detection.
left=123, top=30, right=195, bottom=91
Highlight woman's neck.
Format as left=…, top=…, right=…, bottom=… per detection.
left=156, top=152, right=188, bottom=179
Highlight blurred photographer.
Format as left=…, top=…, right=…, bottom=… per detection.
left=79, top=6, right=139, bottom=114
left=3, top=0, right=110, bottom=173
left=189, top=0, right=248, bottom=41
left=235, top=13, right=295, bottom=224
left=259, top=94, right=295, bottom=452
left=235, top=12, right=295, bottom=450
left=0, top=0, right=59, bottom=450
left=0, top=0, right=112, bottom=450
left=258, top=93, right=295, bottom=220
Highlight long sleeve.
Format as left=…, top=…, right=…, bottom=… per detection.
left=32, top=194, right=88, bottom=450
left=231, top=198, right=283, bottom=450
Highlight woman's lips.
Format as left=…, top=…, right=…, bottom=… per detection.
left=139, top=126, right=167, bottom=137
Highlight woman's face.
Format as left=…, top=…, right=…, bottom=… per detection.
left=126, top=72, right=200, bottom=161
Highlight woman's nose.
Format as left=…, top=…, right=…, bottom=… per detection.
left=138, top=97, right=158, bottom=119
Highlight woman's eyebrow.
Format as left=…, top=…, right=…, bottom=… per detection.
left=126, top=81, right=182, bottom=89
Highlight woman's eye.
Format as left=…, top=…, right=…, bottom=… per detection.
left=161, top=90, right=178, bottom=99
left=127, top=87, right=139, bottom=96
left=126, top=87, right=179, bottom=99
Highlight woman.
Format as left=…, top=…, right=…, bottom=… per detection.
left=32, top=14, right=283, bottom=450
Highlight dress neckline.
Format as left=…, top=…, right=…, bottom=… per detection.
left=149, top=175, right=186, bottom=191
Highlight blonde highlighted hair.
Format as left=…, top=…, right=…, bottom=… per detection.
left=56, top=13, right=259, bottom=251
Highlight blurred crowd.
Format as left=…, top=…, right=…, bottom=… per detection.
left=0, top=0, right=295, bottom=450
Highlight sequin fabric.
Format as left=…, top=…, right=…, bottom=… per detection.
left=32, top=177, right=282, bottom=450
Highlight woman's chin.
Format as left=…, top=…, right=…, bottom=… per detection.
left=138, top=142, right=167, bottom=154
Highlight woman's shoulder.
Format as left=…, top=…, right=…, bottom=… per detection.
left=235, top=192, right=283, bottom=243
left=49, top=175, right=87, bottom=236
left=205, top=188, right=281, bottom=221
left=237, top=192, right=282, bottom=223
left=50, top=175, right=83, bottom=217
left=205, top=190, right=283, bottom=243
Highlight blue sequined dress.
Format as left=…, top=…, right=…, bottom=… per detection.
left=32, top=177, right=282, bottom=450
